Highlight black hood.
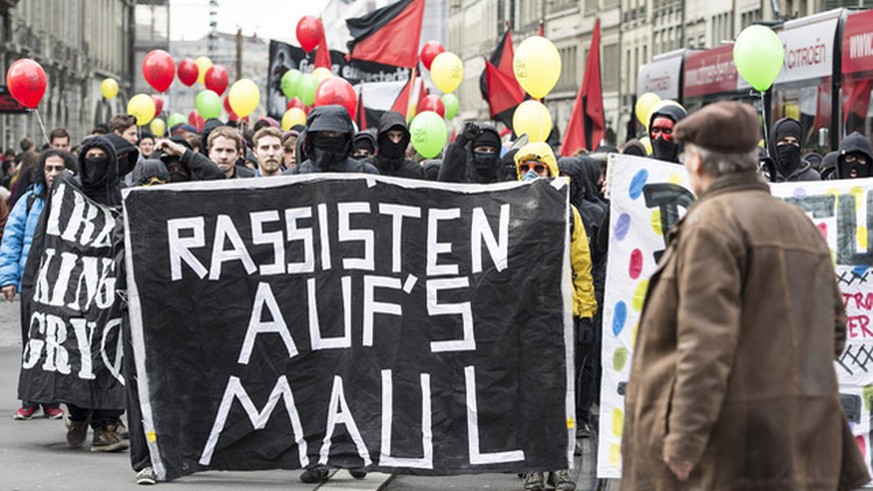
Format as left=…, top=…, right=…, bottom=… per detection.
left=836, top=132, right=873, bottom=179
left=465, top=124, right=502, bottom=183
left=353, top=130, right=377, bottom=154
left=648, top=105, right=686, bottom=163
left=304, top=105, right=355, bottom=170
left=821, top=150, right=838, bottom=180
left=77, top=135, right=122, bottom=206
left=557, top=157, right=586, bottom=209
left=104, top=133, right=139, bottom=176
left=139, top=159, right=170, bottom=185
left=577, top=156, right=605, bottom=204
left=307, top=105, right=355, bottom=134
left=768, top=118, right=803, bottom=176
left=375, top=111, right=411, bottom=169
left=200, top=118, right=225, bottom=155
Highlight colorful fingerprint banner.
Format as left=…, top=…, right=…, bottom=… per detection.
left=598, top=154, right=873, bottom=479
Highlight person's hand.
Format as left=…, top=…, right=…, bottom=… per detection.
left=664, top=456, right=694, bottom=482
left=462, top=122, right=481, bottom=141
left=2, top=285, right=16, bottom=302
left=157, top=139, right=186, bottom=157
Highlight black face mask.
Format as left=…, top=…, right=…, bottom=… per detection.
left=652, top=137, right=679, bottom=163
left=82, top=156, right=110, bottom=186
left=842, top=152, right=871, bottom=179
left=776, top=144, right=801, bottom=174
left=472, top=151, right=498, bottom=171
left=379, top=136, right=407, bottom=160
left=311, top=134, right=349, bottom=170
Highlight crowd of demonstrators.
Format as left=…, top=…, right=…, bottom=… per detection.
left=2, top=99, right=873, bottom=490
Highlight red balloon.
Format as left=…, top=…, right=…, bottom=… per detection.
left=296, top=15, right=324, bottom=53
left=314, top=77, right=357, bottom=119
left=224, top=95, right=238, bottom=120
left=419, top=41, right=445, bottom=71
left=418, top=94, right=445, bottom=118
left=188, top=110, right=204, bottom=131
left=151, top=95, right=164, bottom=117
left=177, top=58, right=198, bottom=87
left=143, top=50, right=175, bottom=93
left=287, top=97, right=306, bottom=111
left=204, top=65, right=229, bottom=96
left=5, top=59, right=46, bottom=109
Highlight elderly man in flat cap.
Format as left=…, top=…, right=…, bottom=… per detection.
left=619, top=101, right=869, bottom=491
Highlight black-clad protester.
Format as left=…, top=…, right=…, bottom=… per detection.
left=821, top=150, right=838, bottom=180
left=647, top=104, right=687, bottom=163
left=284, top=105, right=378, bottom=176
left=766, top=118, right=821, bottom=182
left=438, top=121, right=503, bottom=183
left=352, top=129, right=377, bottom=160
left=621, top=138, right=647, bottom=157
left=835, top=132, right=873, bottom=179
left=153, top=136, right=225, bottom=182
left=365, top=111, right=422, bottom=178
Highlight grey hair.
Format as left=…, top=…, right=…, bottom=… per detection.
left=689, top=143, right=758, bottom=177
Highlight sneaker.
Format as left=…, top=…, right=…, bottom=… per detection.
left=551, top=469, right=576, bottom=491
left=90, top=424, right=130, bottom=452
left=349, top=468, right=367, bottom=479
left=522, top=472, right=545, bottom=491
left=115, top=420, right=129, bottom=440
left=67, top=420, right=89, bottom=448
left=576, top=422, right=591, bottom=439
left=136, top=466, right=157, bottom=485
left=13, top=404, right=39, bottom=420
left=299, top=465, right=330, bottom=483
left=43, top=404, right=64, bottom=419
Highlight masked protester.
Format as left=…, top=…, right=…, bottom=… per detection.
left=138, top=159, right=170, bottom=186
left=648, top=104, right=687, bottom=163
left=514, top=142, right=596, bottom=491
left=366, top=111, right=422, bottom=178
left=352, top=130, right=377, bottom=160
left=766, top=118, right=820, bottom=182
left=835, top=132, right=873, bottom=180
left=439, top=122, right=503, bottom=183
left=285, top=105, right=378, bottom=175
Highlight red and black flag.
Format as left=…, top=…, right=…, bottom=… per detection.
left=314, top=22, right=331, bottom=69
left=346, top=0, right=425, bottom=69
left=561, top=18, right=605, bottom=156
left=479, top=23, right=526, bottom=129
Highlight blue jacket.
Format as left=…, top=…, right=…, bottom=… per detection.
left=0, top=182, right=45, bottom=290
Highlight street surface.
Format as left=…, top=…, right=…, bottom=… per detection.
left=0, top=297, right=608, bottom=490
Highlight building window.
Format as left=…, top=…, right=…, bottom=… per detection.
left=556, top=45, right=578, bottom=92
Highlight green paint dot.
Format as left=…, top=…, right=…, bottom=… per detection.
left=613, top=347, right=628, bottom=371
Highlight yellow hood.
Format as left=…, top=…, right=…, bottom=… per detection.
left=514, top=142, right=559, bottom=180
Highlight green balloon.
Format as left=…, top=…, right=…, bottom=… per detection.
left=281, top=69, right=302, bottom=99
left=195, top=90, right=222, bottom=119
left=298, top=73, right=318, bottom=106
left=733, top=25, right=784, bottom=92
left=167, top=112, right=186, bottom=129
left=441, top=93, right=459, bottom=120
left=409, top=111, right=447, bottom=159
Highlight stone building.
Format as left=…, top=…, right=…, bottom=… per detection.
left=0, top=0, right=137, bottom=151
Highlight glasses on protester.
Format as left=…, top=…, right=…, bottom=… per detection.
left=518, top=161, right=549, bottom=175
left=142, top=176, right=167, bottom=187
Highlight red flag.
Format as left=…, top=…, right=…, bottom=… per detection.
left=485, top=60, right=525, bottom=119
left=314, top=26, right=331, bottom=69
left=561, top=18, right=605, bottom=156
left=357, top=86, right=367, bottom=130
left=537, top=20, right=543, bottom=37
left=346, top=0, right=425, bottom=68
left=415, top=77, right=428, bottom=113
left=391, top=68, right=417, bottom=118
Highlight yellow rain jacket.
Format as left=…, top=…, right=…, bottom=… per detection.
left=515, top=142, right=597, bottom=319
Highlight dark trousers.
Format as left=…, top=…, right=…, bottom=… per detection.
left=122, top=311, right=150, bottom=472
left=67, top=404, right=124, bottom=430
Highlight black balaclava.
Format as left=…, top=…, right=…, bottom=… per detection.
left=836, top=132, right=873, bottom=179
left=501, top=148, right=519, bottom=181
left=648, top=105, right=687, bottom=163
left=470, top=128, right=501, bottom=179
left=77, top=135, right=121, bottom=206
left=309, top=132, right=351, bottom=171
left=768, top=118, right=803, bottom=178
left=375, top=112, right=411, bottom=171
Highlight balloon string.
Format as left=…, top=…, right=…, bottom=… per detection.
left=758, top=90, right=769, bottom=157
left=33, top=109, right=50, bottom=146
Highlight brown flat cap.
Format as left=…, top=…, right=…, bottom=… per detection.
left=674, top=101, right=761, bottom=153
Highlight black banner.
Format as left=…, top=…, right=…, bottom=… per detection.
left=18, top=175, right=125, bottom=409
left=124, top=176, right=575, bottom=481
left=0, top=85, right=28, bottom=114
left=267, top=40, right=412, bottom=119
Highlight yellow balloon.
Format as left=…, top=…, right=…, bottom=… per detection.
left=282, top=108, right=307, bottom=131
left=635, top=92, right=661, bottom=127
left=127, top=93, right=156, bottom=126
left=228, top=79, right=260, bottom=118
left=512, top=100, right=552, bottom=143
left=513, top=36, right=561, bottom=99
left=639, top=136, right=653, bottom=156
left=430, top=52, right=464, bottom=94
left=149, top=118, right=166, bottom=137
left=101, top=78, right=119, bottom=100
left=312, top=67, right=333, bottom=85
left=195, top=56, right=213, bottom=85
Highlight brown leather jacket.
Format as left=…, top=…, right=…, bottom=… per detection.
left=620, top=171, right=869, bottom=491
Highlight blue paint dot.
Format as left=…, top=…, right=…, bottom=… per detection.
left=793, top=187, right=807, bottom=200
left=614, top=213, right=631, bottom=241
left=853, top=265, right=868, bottom=277
left=612, top=301, right=628, bottom=336
left=629, top=169, right=649, bottom=200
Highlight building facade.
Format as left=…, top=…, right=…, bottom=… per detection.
left=0, top=0, right=136, bottom=151
left=446, top=0, right=870, bottom=146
